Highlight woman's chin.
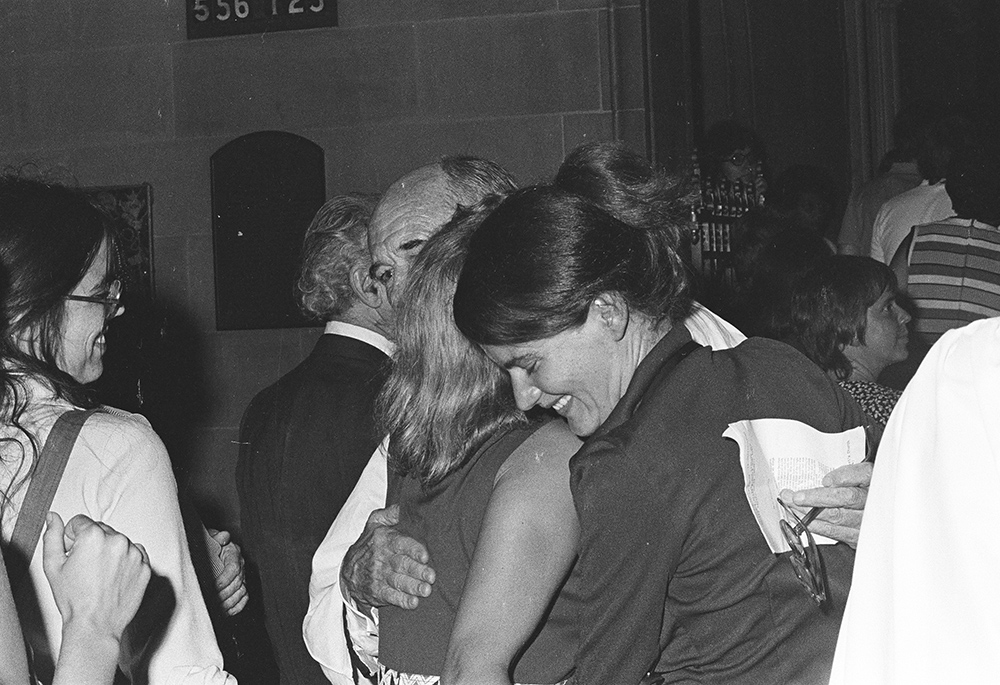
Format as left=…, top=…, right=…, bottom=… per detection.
left=566, top=414, right=600, bottom=438
left=76, top=363, right=104, bottom=385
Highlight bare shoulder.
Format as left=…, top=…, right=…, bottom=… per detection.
left=496, top=419, right=582, bottom=483
left=524, top=418, right=582, bottom=454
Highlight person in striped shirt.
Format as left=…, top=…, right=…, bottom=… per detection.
left=890, top=139, right=1000, bottom=345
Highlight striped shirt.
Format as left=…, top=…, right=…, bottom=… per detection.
left=907, top=217, right=1000, bottom=343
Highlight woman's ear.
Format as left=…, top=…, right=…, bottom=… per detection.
left=590, top=293, right=629, bottom=340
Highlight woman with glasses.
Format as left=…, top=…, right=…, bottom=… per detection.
left=0, top=176, right=234, bottom=684
left=453, top=185, right=872, bottom=684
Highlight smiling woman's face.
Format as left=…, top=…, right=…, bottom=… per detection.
left=57, top=240, right=122, bottom=384
left=483, top=305, right=634, bottom=438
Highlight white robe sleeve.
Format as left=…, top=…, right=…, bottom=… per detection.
left=830, top=318, right=1000, bottom=684
left=683, top=303, right=746, bottom=350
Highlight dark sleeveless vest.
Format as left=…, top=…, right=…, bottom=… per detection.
left=380, top=419, right=580, bottom=682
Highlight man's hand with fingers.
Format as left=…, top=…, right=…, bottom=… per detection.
left=340, top=504, right=436, bottom=611
left=207, top=528, right=249, bottom=615
left=780, top=461, right=872, bottom=548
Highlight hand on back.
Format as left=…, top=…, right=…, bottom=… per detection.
left=341, top=504, right=436, bottom=610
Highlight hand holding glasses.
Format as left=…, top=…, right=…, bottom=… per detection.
left=777, top=498, right=826, bottom=607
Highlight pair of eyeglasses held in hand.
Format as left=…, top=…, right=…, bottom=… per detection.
left=777, top=499, right=826, bottom=606
left=778, top=443, right=876, bottom=607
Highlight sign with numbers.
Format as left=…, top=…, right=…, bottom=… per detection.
left=187, top=0, right=336, bottom=39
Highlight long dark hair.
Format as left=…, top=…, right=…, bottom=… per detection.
left=0, top=175, right=114, bottom=514
left=453, top=185, right=691, bottom=346
left=377, top=196, right=526, bottom=486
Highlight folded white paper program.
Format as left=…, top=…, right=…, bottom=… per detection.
left=723, top=418, right=866, bottom=553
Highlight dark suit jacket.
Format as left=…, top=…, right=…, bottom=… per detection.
left=236, top=333, right=390, bottom=685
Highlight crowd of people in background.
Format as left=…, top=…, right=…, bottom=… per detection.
left=2, top=101, right=999, bottom=685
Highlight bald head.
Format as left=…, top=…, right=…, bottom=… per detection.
left=367, top=156, right=516, bottom=311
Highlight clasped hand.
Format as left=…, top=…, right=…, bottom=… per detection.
left=42, top=512, right=151, bottom=643
left=207, top=528, right=248, bottom=615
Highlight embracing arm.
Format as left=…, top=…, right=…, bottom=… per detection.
left=441, top=422, right=582, bottom=685
left=305, top=441, right=435, bottom=684
left=340, top=506, right=435, bottom=613
left=305, top=443, right=385, bottom=684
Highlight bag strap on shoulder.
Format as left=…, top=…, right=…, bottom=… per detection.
left=8, top=408, right=101, bottom=586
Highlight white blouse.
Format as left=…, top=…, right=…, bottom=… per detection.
left=1, top=377, right=235, bottom=685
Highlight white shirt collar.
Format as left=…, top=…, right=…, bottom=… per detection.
left=322, top=321, right=396, bottom=357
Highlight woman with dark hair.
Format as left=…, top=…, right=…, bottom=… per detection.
left=785, top=256, right=910, bottom=426
left=552, top=141, right=746, bottom=349
left=553, top=141, right=694, bottom=242
left=0, top=176, right=233, bottom=684
left=373, top=199, right=584, bottom=684
left=453, top=185, right=872, bottom=684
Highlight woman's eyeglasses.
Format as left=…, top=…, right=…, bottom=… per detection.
left=777, top=498, right=827, bottom=606
left=64, top=279, right=122, bottom=319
